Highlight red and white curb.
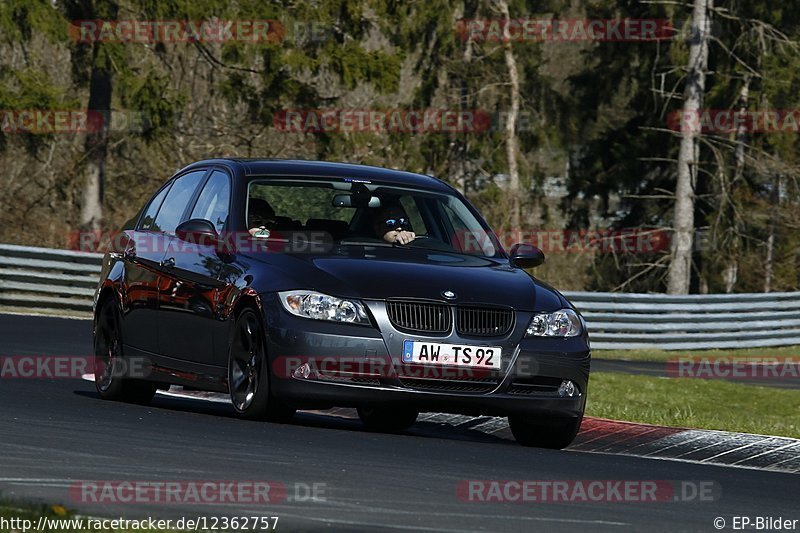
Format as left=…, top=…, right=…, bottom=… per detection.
left=569, top=418, right=800, bottom=474
left=80, top=374, right=800, bottom=475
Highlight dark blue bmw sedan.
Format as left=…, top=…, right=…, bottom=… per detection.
left=93, top=159, right=590, bottom=448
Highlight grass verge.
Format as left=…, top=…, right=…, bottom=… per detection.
left=586, top=371, right=800, bottom=439
left=594, top=344, right=800, bottom=362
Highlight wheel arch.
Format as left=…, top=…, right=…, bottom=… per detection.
left=230, top=287, right=264, bottom=322
left=94, top=282, right=121, bottom=332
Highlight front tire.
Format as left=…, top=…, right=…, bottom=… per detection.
left=508, top=414, right=583, bottom=449
left=228, top=309, right=295, bottom=422
left=357, top=406, right=419, bottom=432
left=94, top=301, right=157, bottom=405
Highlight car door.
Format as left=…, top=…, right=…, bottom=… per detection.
left=127, top=169, right=207, bottom=361
left=158, top=169, right=231, bottom=366
left=121, top=182, right=173, bottom=355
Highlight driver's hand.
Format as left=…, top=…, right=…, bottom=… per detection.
left=383, top=229, right=416, bottom=245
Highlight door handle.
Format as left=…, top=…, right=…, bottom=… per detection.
left=161, top=257, right=175, bottom=268
left=124, top=247, right=136, bottom=261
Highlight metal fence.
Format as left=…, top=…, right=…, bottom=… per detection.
left=563, top=291, right=800, bottom=350
left=0, top=243, right=101, bottom=313
left=1, top=243, right=798, bottom=350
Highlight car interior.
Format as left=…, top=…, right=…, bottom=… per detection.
left=245, top=181, right=498, bottom=257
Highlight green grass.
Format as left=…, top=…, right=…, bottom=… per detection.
left=594, top=344, right=800, bottom=362
left=586, top=372, right=800, bottom=438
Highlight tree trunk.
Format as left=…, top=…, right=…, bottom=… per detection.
left=764, top=175, right=780, bottom=293
left=496, top=0, right=521, bottom=229
left=454, top=0, right=478, bottom=195
left=723, top=76, right=750, bottom=293
left=80, top=43, right=113, bottom=232
left=666, top=0, right=712, bottom=294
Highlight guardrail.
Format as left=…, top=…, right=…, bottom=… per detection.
left=563, top=291, right=800, bottom=350
left=1, top=243, right=798, bottom=350
left=0, top=243, right=101, bottom=314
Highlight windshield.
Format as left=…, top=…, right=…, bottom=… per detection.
left=247, top=178, right=500, bottom=257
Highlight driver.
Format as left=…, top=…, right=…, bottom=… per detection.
left=373, top=205, right=416, bottom=245
left=248, top=198, right=276, bottom=237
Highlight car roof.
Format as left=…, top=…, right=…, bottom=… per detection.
left=179, top=158, right=455, bottom=193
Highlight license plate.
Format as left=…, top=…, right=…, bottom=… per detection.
left=402, top=340, right=502, bottom=369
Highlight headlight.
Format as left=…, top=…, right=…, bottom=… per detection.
left=525, top=309, right=582, bottom=338
left=278, top=290, right=370, bottom=325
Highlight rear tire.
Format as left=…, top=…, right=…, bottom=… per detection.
left=228, top=309, right=295, bottom=423
left=357, top=406, right=418, bottom=432
left=94, top=301, right=157, bottom=405
left=508, top=414, right=583, bottom=449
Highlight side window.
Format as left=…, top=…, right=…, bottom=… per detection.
left=190, top=170, right=230, bottom=233
left=152, top=170, right=206, bottom=234
left=139, top=184, right=171, bottom=231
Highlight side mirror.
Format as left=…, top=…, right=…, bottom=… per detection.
left=509, top=243, right=545, bottom=268
left=175, top=218, right=219, bottom=245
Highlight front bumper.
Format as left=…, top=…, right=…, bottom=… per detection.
left=263, top=296, right=590, bottom=418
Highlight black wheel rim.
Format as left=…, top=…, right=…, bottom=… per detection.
left=94, top=305, right=120, bottom=392
left=229, top=313, right=262, bottom=412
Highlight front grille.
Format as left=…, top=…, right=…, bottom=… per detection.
left=399, top=377, right=498, bottom=394
left=386, top=300, right=451, bottom=334
left=456, top=306, right=514, bottom=337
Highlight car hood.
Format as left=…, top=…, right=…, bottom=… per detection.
left=247, top=245, right=566, bottom=312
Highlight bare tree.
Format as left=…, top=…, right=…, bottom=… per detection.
left=764, top=175, right=780, bottom=292
left=77, top=1, right=118, bottom=233
left=666, top=0, right=713, bottom=294
left=721, top=75, right=750, bottom=293
left=494, top=0, right=521, bottom=229
left=80, top=58, right=112, bottom=232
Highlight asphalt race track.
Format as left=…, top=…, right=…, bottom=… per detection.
left=1, top=313, right=798, bottom=532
